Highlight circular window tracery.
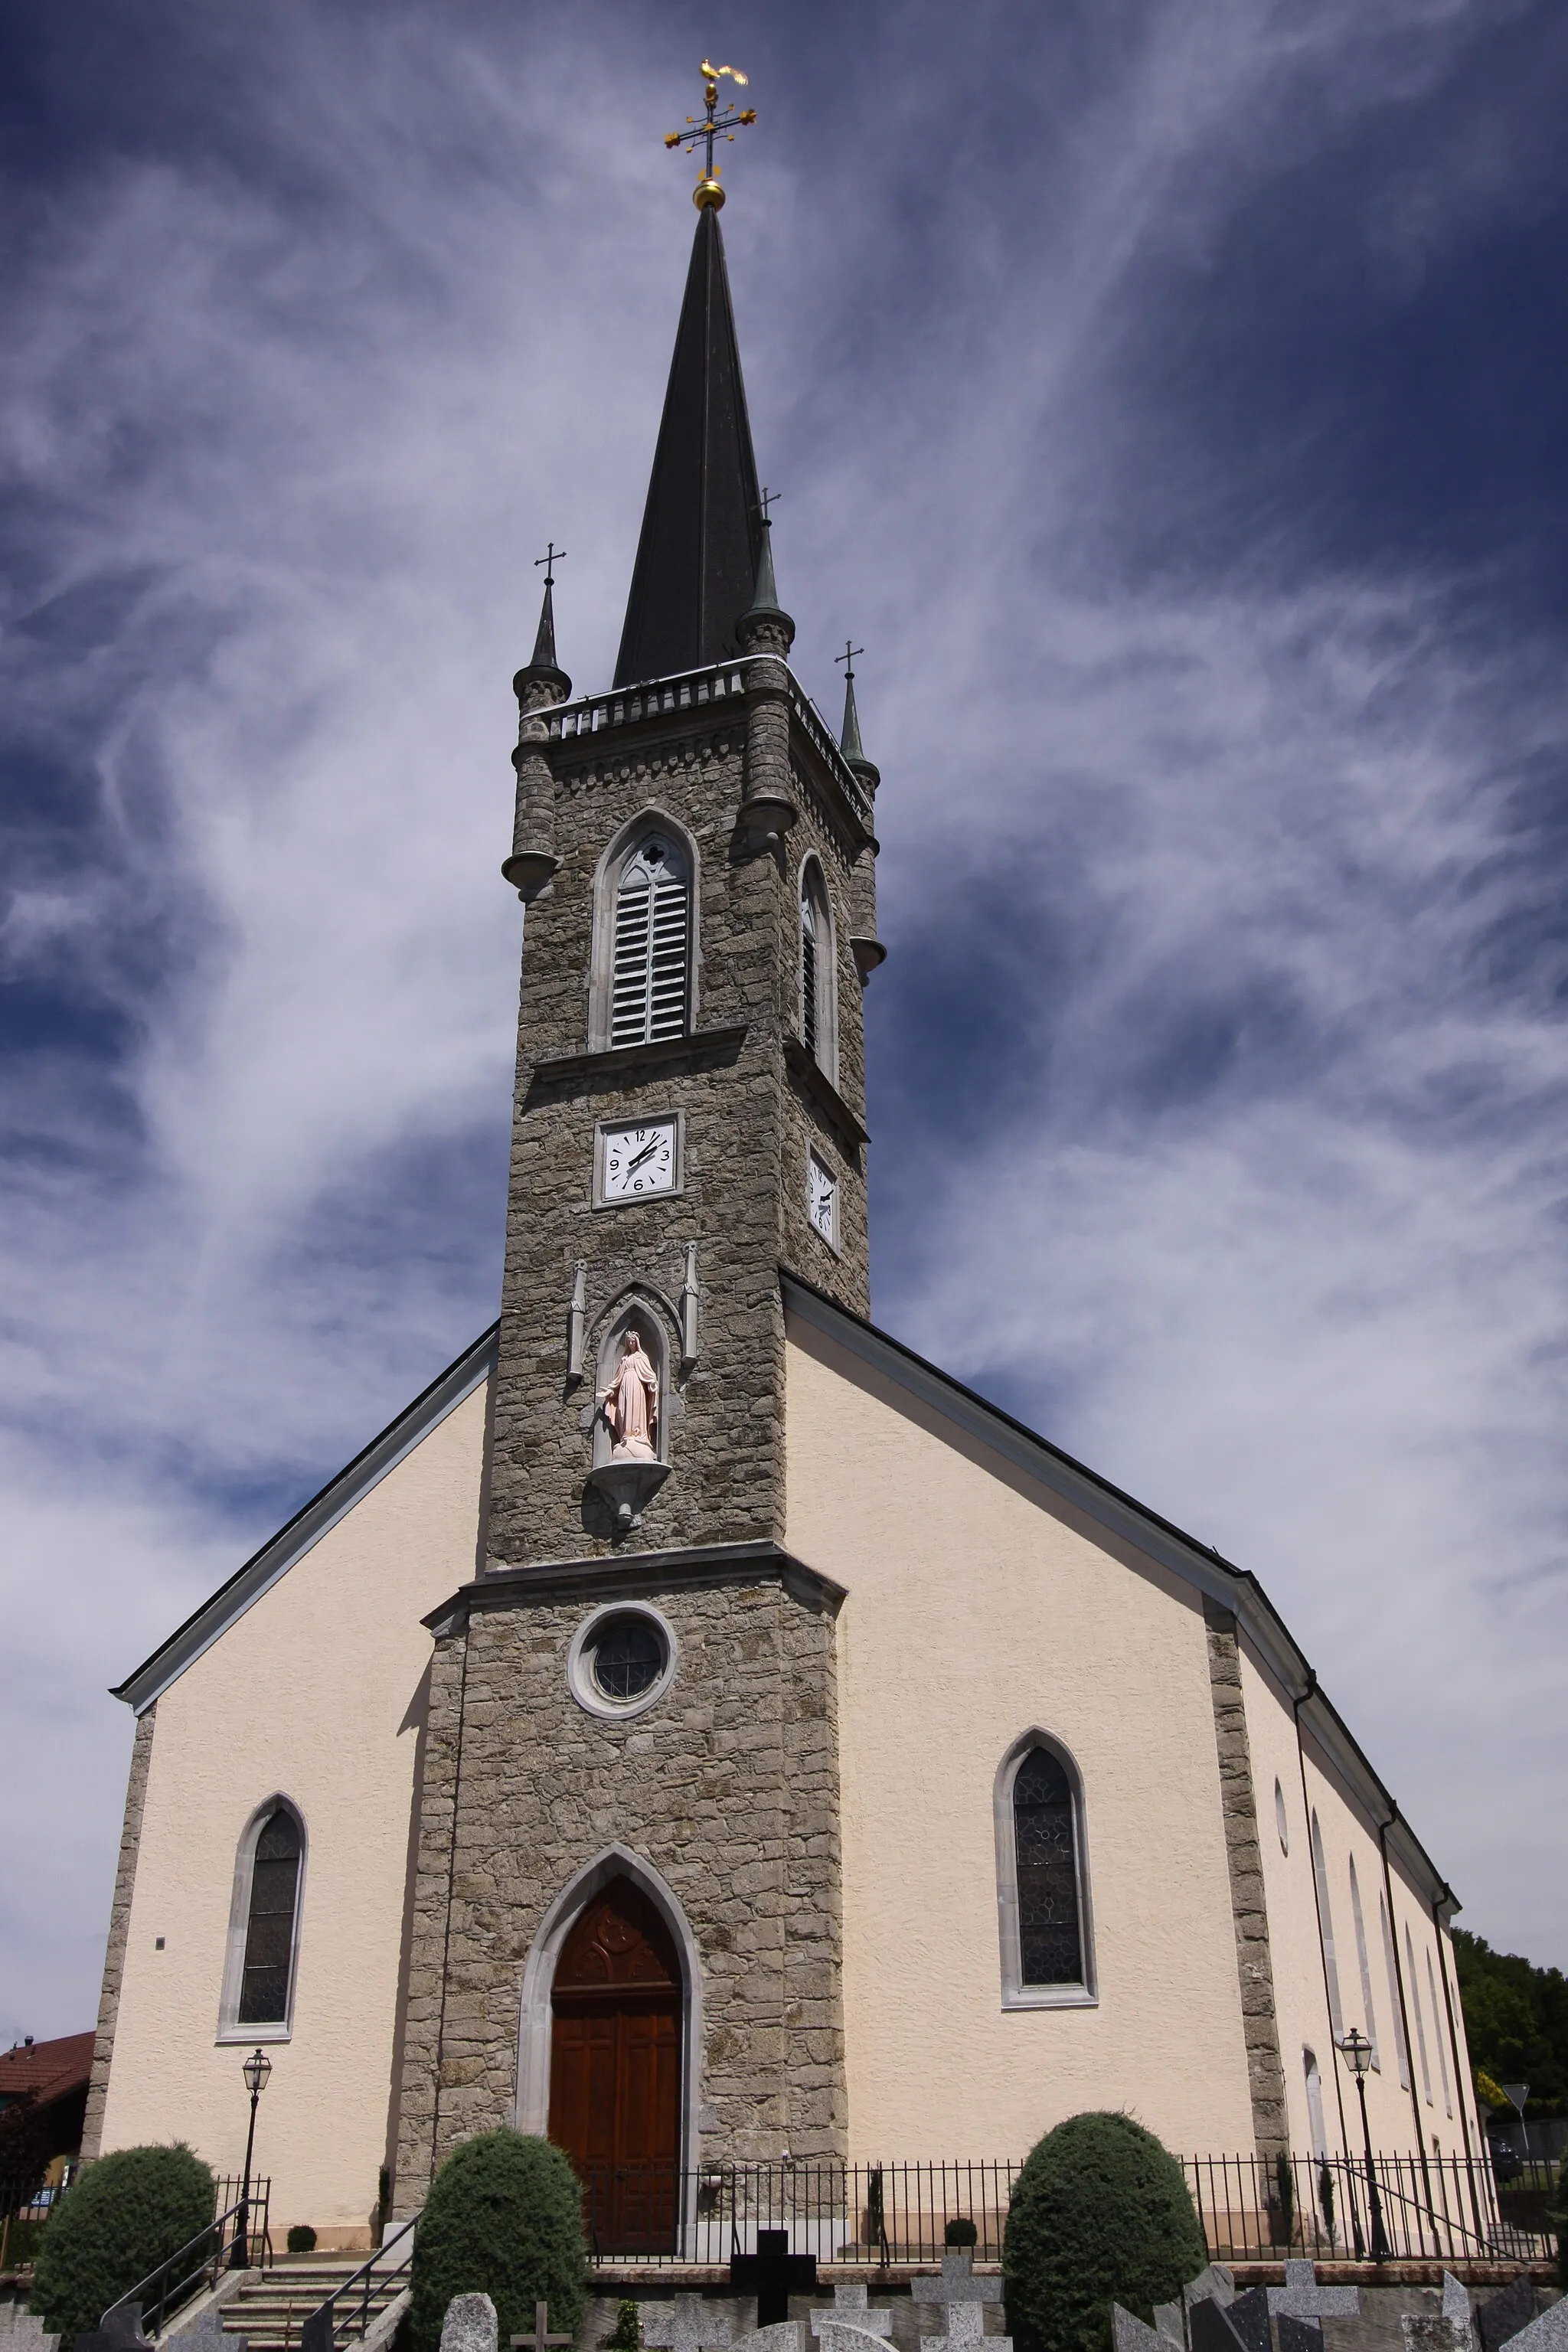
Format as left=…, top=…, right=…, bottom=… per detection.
left=566, top=1603, right=678, bottom=1721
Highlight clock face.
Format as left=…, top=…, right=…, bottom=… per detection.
left=601, top=1118, right=678, bottom=1202
left=808, top=1152, right=838, bottom=1246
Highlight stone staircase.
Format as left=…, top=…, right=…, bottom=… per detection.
left=213, top=2256, right=407, bottom=2352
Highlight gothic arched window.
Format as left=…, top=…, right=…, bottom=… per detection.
left=995, top=1734, right=1095, bottom=2007
left=611, top=835, right=691, bottom=1048
left=220, top=1798, right=306, bottom=2038
left=799, top=861, right=836, bottom=1081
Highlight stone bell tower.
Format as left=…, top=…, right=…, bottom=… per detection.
left=392, top=148, right=883, bottom=2213
left=484, top=190, right=881, bottom=1568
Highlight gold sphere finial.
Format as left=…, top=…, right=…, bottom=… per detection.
left=694, top=175, right=725, bottom=210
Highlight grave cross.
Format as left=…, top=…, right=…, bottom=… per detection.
left=640, top=2298, right=736, bottom=2352
left=730, top=2231, right=819, bottom=2329
left=812, top=2288, right=892, bottom=2341
left=510, top=2303, right=573, bottom=2352
left=912, top=2256, right=1008, bottom=2352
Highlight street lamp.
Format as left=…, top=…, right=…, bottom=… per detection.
left=232, top=2049, right=273, bottom=2271
left=1338, top=2029, right=1390, bottom=2262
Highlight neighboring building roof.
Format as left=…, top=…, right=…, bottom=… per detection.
left=613, top=204, right=765, bottom=688
left=780, top=1269, right=1459, bottom=1922
left=111, top=1325, right=498, bottom=1716
left=0, top=2032, right=94, bottom=2111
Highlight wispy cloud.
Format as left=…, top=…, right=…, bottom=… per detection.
left=2, top=0, right=1566, bottom=2038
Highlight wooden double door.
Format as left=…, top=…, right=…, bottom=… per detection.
left=547, top=1877, right=682, bottom=2253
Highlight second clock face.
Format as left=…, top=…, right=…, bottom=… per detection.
left=601, top=1117, right=678, bottom=1202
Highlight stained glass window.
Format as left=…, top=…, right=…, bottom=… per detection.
left=1013, top=1747, right=1083, bottom=1987
left=237, top=1806, right=302, bottom=2025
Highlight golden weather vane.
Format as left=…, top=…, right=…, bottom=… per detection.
left=664, top=58, right=756, bottom=209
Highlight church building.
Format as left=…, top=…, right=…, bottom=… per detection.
left=80, top=129, right=1481, bottom=2255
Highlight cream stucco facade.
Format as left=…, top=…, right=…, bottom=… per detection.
left=85, top=1282, right=1477, bottom=2242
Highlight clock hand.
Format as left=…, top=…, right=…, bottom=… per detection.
left=626, top=1138, right=661, bottom=1172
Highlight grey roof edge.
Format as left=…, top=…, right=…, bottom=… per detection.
left=111, top=1323, right=501, bottom=1715
left=780, top=1270, right=1459, bottom=1919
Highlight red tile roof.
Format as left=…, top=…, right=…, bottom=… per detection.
left=0, top=2033, right=94, bottom=2106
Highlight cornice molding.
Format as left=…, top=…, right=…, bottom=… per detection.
left=783, top=1034, right=869, bottom=1155
left=526, top=1025, right=749, bottom=1096
left=429, top=1539, right=846, bottom=1629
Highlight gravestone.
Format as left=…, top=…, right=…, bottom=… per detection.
left=1223, top=2286, right=1271, bottom=2352
left=731, top=2329, right=808, bottom=2352
left=1184, top=2272, right=1237, bottom=2314
left=1442, top=2280, right=1474, bottom=2335
left=812, top=2292, right=891, bottom=2342
left=1493, top=2302, right=1568, bottom=2352
left=74, top=2308, right=150, bottom=2352
left=1189, top=2298, right=1253, bottom=2352
left=1477, top=2283, right=1536, bottom=2352
left=1112, top=2314, right=1166, bottom=2352
left=729, top=2237, right=818, bottom=2332
left=1276, top=2316, right=1323, bottom=2352
left=510, top=2303, right=572, bottom=2352
left=1268, top=2266, right=1358, bottom=2321
left=911, top=2255, right=1004, bottom=2334
left=640, top=2302, right=734, bottom=2352
left=441, top=2297, right=498, bottom=2352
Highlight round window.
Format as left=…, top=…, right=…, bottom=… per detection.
left=592, top=1615, right=665, bottom=1702
left=567, top=1605, right=677, bottom=1720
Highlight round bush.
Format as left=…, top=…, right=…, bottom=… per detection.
left=29, top=2145, right=216, bottom=2341
left=1004, top=2113, right=1207, bottom=2352
left=946, top=2218, right=978, bottom=2249
left=288, top=2226, right=318, bottom=2255
left=410, top=2132, right=586, bottom=2352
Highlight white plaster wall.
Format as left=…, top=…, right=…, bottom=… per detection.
left=784, top=1314, right=1257, bottom=2162
left=1282, top=1706, right=1477, bottom=2162
left=98, top=1380, right=489, bottom=2245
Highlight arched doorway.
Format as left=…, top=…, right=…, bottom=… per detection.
left=547, top=1875, right=682, bottom=2252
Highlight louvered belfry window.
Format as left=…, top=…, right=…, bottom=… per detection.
left=238, top=1805, right=302, bottom=2024
left=612, top=838, right=690, bottom=1048
left=1013, top=1747, right=1083, bottom=1986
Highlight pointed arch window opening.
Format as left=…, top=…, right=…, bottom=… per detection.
left=612, top=838, right=691, bottom=1049
left=1348, top=1854, right=1380, bottom=2069
left=1309, top=1811, right=1344, bottom=2040
left=995, top=1733, right=1096, bottom=2008
left=218, top=1798, right=306, bottom=2041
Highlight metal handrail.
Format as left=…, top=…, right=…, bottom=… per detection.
left=299, top=2215, right=417, bottom=2352
left=102, top=2189, right=269, bottom=2340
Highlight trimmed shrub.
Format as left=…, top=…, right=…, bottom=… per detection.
left=29, top=2145, right=216, bottom=2341
left=288, top=2226, right=318, bottom=2255
left=1003, top=2113, right=1207, bottom=2352
left=605, top=2303, right=643, bottom=2352
left=946, top=2218, right=978, bottom=2249
left=409, top=2132, right=586, bottom=2352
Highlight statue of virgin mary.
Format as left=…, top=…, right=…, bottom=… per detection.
left=599, top=1327, right=659, bottom=1461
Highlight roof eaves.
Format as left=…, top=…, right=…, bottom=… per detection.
left=110, top=1324, right=500, bottom=1715
left=780, top=1269, right=1458, bottom=1916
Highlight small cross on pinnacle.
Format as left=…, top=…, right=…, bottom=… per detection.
left=534, top=542, right=567, bottom=588
left=760, top=485, right=782, bottom=524
left=836, top=639, right=864, bottom=682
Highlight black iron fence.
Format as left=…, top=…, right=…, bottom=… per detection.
left=299, top=2215, right=417, bottom=2352
left=573, top=2155, right=1557, bottom=2268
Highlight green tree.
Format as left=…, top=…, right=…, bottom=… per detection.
left=28, top=2145, right=216, bottom=2341
left=409, top=2132, right=586, bottom=2352
left=1004, top=2113, right=1207, bottom=2352
left=1453, top=1930, right=1568, bottom=2114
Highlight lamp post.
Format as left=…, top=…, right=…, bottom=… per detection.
left=233, top=2048, right=272, bottom=2271
left=1338, top=2029, right=1390, bottom=2262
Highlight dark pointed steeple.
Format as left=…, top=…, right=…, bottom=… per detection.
left=613, top=204, right=764, bottom=687
left=530, top=577, right=560, bottom=671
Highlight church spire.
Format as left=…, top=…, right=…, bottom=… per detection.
left=612, top=204, right=765, bottom=688
left=835, top=640, right=879, bottom=788
left=514, top=543, right=571, bottom=711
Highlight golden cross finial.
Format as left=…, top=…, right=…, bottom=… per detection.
left=664, top=58, right=756, bottom=210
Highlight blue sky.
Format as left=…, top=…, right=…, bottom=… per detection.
left=3, top=0, right=1567, bottom=2044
